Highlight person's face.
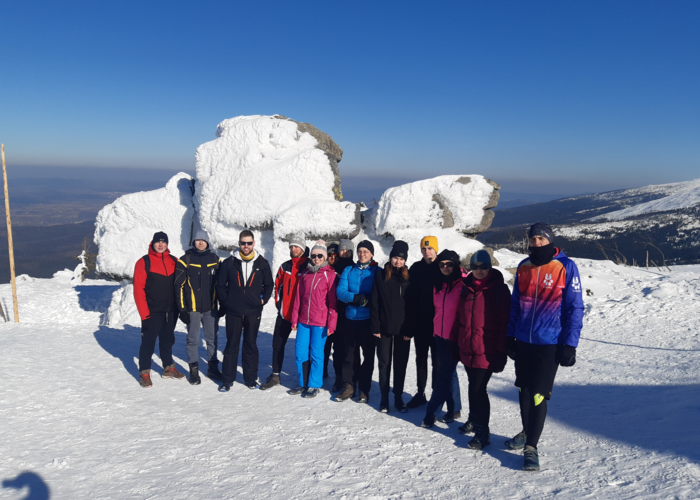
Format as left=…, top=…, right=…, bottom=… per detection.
left=239, top=236, right=255, bottom=255
left=529, top=235, right=550, bottom=247
left=310, top=251, right=326, bottom=266
left=194, top=240, right=208, bottom=251
left=339, top=249, right=352, bottom=259
left=153, top=241, right=168, bottom=254
left=390, top=256, right=405, bottom=268
left=439, top=260, right=454, bottom=276
left=357, top=248, right=372, bottom=264
left=327, top=252, right=338, bottom=265
left=289, top=245, right=304, bottom=259
left=421, top=246, right=437, bottom=263
left=471, top=262, right=489, bottom=280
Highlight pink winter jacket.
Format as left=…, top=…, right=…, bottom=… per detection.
left=291, top=264, right=338, bottom=332
left=433, top=269, right=468, bottom=342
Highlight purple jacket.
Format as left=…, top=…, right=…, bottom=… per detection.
left=291, top=264, right=338, bottom=332
left=433, top=269, right=468, bottom=342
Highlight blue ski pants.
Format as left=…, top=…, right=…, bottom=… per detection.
left=295, top=323, right=328, bottom=389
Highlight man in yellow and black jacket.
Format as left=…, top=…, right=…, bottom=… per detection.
left=174, top=229, right=221, bottom=385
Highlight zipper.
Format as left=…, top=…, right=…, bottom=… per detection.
left=306, top=270, right=318, bottom=324
left=529, top=267, right=540, bottom=344
left=441, top=286, right=448, bottom=338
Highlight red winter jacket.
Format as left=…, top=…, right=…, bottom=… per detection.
left=274, top=256, right=308, bottom=322
left=291, top=264, right=338, bottom=332
left=454, top=269, right=510, bottom=372
left=133, top=244, right=178, bottom=320
left=433, top=267, right=468, bottom=342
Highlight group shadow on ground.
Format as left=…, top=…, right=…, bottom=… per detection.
left=2, top=471, right=50, bottom=499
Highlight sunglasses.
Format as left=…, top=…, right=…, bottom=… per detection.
left=239, top=241, right=254, bottom=246
left=310, top=254, right=325, bottom=259
left=439, top=262, right=454, bottom=269
left=470, top=263, right=490, bottom=271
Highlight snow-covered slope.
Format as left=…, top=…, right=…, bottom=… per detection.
left=1, top=258, right=698, bottom=499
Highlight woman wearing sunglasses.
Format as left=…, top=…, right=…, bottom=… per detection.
left=454, top=249, right=510, bottom=450
left=290, top=240, right=338, bottom=398
left=421, top=250, right=465, bottom=428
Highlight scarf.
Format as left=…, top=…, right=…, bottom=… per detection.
left=529, top=244, right=556, bottom=266
left=307, top=261, right=328, bottom=273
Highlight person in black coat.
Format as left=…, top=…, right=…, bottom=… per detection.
left=370, top=240, right=412, bottom=413
left=215, top=230, right=273, bottom=392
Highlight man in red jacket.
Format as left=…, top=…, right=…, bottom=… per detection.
left=133, top=231, right=185, bottom=388
left=260, top=234, right=308, bottom=390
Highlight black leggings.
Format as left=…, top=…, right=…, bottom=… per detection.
left=464, top=367, right=493, bottom=427
left=519, top=387, right=548, bottom=448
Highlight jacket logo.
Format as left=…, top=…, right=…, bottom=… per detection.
left=572, top=277, right=581, bottom=292
left=543, top=274, right=554, bottom=288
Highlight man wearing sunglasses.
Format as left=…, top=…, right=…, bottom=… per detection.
left=216, top=230, right=274, bottom=392
left=505, top=222, right=584, bottom=471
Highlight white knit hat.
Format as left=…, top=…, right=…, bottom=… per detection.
left=310, top=240, right=327, bottom=259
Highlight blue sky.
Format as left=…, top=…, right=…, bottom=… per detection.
left=1, top=1, right=698, bottom=197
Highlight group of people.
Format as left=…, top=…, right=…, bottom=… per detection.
left=133, top=222, right=584, bottom=472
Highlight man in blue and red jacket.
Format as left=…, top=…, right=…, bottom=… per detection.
left=505, top=222, right=584, bottom=471
left=133, top=231, right=186, bottom=388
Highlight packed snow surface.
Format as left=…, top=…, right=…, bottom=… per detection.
left=1, top=254, right=699, bottom=499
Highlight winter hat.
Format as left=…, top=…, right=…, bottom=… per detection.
left=152, top=231, right=168, bottom=244
left=528, top=222, right=554, bottom=243
left=470, top=249, right=492, bottom=267
left=357, top=240, right=375, bottom=256
left=421, top=235, right=439, bottom=253
left=339, top=239, right=354, bottom=253
left=288, top=233, right=307, bottom=251
left=310, top=240, right=328, bottom=259
left=437, top=249, right=460, bottom=265
left=390, top=240, right=409, bottom=260
left=191, top=229, right=210, bottom=248
left=327, top=242, right=339, bottom=255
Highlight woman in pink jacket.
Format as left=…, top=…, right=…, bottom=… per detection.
left=290, top=241, right=338, bottom=398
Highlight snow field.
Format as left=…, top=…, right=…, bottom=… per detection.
left=0, top=253, right=699, bottom=499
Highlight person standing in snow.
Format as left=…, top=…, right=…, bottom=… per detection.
left=174, top=229, right=222, bottom=385
left=289, top=241, right=338, bottom=398
left=420, top=250, right=465, bottom=428
left=453, top=250, right=510, bottom=450
left=505, top=222, right=584, bottom=471
left=216, top=230, right=274, bottom=392
left=334, top=240, right=379, bottom=402
left=370, top=240, right=412, bottom=413
left=133, top=231, right=185, bottom=388
left=259, top=234, right=308, bottom=391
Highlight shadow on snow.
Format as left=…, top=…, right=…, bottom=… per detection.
left=2, top=471, right=50, bottom=499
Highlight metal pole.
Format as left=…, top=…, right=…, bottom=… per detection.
left=1, top=144, right=19, bottom=322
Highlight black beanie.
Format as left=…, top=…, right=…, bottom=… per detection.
left=357, top=240, right=374, bottom=255
left=152, top=231, right=169, bottom=244
left=327, top=243, right=339, bottom=254
left=436, top=249, right=460, bottom=264
left=528, top=222, right=554, bottom=243
left=390, top=240, right=409, bottom=260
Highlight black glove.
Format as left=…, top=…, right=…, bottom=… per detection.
left=217, top=307, right=227, bottom=318
left=557, top=344, right=576, bottom=367
left=507, top=337, right=517, bottom=360
left=178, top=311, right=190, bottom=325
left=353, top=294, right=369, bottom=307
left=449, top=341, right=461, bottom=362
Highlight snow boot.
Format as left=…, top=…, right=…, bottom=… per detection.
left=245, top=380, right=259, bottom=390
left=335, top=383, right=355, bottom=402
left=453, top=411, right=462, bottom=420
left=260, top=374, right=281, bottom=391
left=188, top=363, right=201, bottom=385
left=357, top=392, right=369, bottom=404
left=441, top=411, right=455, bottom=423
left=379, top=394, right=390, bottom=413
left=523, top=445, right=540, bottom=471
left=139, top=370, right=153, bottom=388
left=505, top=430, right=527, bottom=450
left=219, top=384, right=232, bottom=393
left=162, top=364, right=185, bottom=379
left=304, top=388, right=319, bottom=398
left=395, top=394, right=408, bottom=413
left=331, top=380, right=343, bottom=393
left=458, top=414, right=475, bottom=435
left=207, top=361, right=223, bottom=382
left=467, top=424, right=491, bottom=450
left=288, top=386, right=305, bottom=396
left=421, top=415, right=437, bottom=428
left=407, top=392, right=427, bottom=409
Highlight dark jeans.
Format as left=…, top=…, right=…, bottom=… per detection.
left=376, top=334, right=410, bottom=397
left=413, top=332, right=438, bottom=394
left=342, top=319, right=375, bottom=395
left=464, top=367, right=493, bottom=427
left=271, top=315, right=293, bottom=374
left=222, top=313, right=262, bottom=386
left=324, top=323, right=344, bottom=380
left=138, top=311, right=177, bottom=372
left=425, top=336, right=458, bottom=418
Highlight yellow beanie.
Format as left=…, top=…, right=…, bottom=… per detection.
left=420, top=236, right=438, bottom=253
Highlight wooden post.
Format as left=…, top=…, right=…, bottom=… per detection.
left=1, top=144, right=19, bottom=322
left=646, top=250, right=649, bottom=271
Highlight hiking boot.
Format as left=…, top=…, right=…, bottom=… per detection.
left=441, top=411, right=455, bottom=423
left=379, top=394, right=389, bottom=413
left=334, top=383, right=355, bottom=402
left=453, top=411, right=462, bottom=420
left=505, top=430, right=527, bottom=450
left=188, top=363, right=201, bottom=385
left=395, top=394, right=408, bottom=413
left=288, top=386, right=305, bottom=396
left=219, top=384, right=232, bottom=393
left=207, top=362, right=223, bottom=381
left=407, top=392, right=427, bottom=408
left=260, top=374, right=281, bottom=391
left=245, top=380, right=259, bottom=390
left=421, top=415, right=436, bottom=428
left=467, top=424, right=491, bottom=450
left=357, top=392, right=369, bottom=404
left=162, top=364, right=185, bottom=379
left=458, top=414, right=475, bottom=435
left=523, top=445, right=540, bottom=471
left=331, top=381, right=343, bottom=393
left=139, top=370, right=153, bottom=388
left=304, top=388, right=319, bottom=398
